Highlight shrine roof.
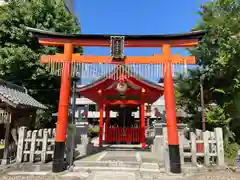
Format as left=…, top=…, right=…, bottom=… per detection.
left=27, top=27, right=206, bottom=41
left=78, top=65, right=163, bottom=92
left=0, top=79, right=47, bottom=109
left=77, top=65, right=164, bottom=105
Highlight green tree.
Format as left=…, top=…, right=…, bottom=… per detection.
left=176, top=0, right=240, bottom=143
left=0, top=0, right=82, bottom=128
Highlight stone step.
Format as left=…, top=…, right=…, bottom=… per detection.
left=73, top=161, right=165, bottom=175
left=72, top=164, right=211, bottom=175
left=73, top=165, right=165, bottom=174
left=74, top=160, right=141, bottom=168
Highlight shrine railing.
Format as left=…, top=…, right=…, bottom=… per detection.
left=105, top=128, right=141, bottom=143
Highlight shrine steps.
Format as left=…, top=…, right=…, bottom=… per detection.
left=74, top=160, right=142, bottom=168
left=73, top=161, right=164, bottom=174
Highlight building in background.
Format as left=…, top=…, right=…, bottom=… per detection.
left=64, top=0, right=74, bottom=14
left=64, top=0, right=80, bottom=24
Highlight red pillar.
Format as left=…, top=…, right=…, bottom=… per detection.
left=140, top=103, right=146, bottom=148
left=52, top=43, right=72, bottom=173
left=163, top=44, right=181, bottom=174
left=105, top=105, right=110, bottom=142
left=99, top=103, right=104, bottom=147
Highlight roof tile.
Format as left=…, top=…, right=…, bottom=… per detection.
left=0, top=80, right=47, bottom=109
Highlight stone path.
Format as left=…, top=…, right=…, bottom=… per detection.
left=101, top=150, right=138, bottom=162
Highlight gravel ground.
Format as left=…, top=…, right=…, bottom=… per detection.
left=168, top=172, right=240, bottom=180
left=0, top=175, right=82, bottom=180
left=188, top=172, right=239, bottom=180
left=0, top=172, right=240, bottom=180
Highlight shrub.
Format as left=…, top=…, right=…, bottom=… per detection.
left=88, top=126, right=99, bottom=138
left=224, top=141, right=240, bottom=166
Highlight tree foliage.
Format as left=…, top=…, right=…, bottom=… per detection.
left=0, top=0, right=82, bottom=128
left=176, top=0, right=240, bottom=145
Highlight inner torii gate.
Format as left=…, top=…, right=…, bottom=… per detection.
left=27, top=27, right=205, bottom=174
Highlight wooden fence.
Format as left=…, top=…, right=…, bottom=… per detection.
left=16, top=127, right=55, bottom=163
left=16, top=125, right=225, bottom=168
left=161, top=127, right=224, bottom=171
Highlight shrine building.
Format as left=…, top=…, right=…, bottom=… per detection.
left=76, top=65, right=186, bottom=147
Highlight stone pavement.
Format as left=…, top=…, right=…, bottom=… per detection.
left=1, top=145, right=238, bottom=180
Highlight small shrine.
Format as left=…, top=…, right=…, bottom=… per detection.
left=78, top=65, right=164, bottom=147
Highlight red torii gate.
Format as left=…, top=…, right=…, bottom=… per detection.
left=27, top=27, right=205, bottom=174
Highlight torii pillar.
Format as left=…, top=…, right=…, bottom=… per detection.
left=52, top=44, right=73, bottom=173
left=162, top=44, right=181, bottom=173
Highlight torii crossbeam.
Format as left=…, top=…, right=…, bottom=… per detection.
left=41, top=54, right=195, bottom=64
left=27, top=27, right=205, bottom=174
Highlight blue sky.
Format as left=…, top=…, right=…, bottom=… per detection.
left=73, top=0, right=210, bottom=84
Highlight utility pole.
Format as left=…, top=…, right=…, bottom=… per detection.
left=68, top=65, right=82, bottom=170
left=200, top=75, right=206, bottom=132
left=68, top=76, right=77, bottom=170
